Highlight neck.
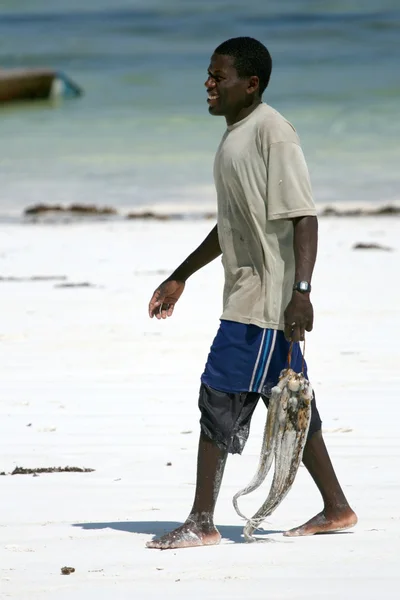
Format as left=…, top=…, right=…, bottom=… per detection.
left=225, top=98, right=262, bottom=126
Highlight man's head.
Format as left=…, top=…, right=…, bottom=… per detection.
left=205, top=37, right=272, bottom=122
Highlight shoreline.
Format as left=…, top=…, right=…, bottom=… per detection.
left=0, top=201, right=399, bottom=226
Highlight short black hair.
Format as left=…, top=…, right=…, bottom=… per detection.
left=214, top=37, right=272, bottom=95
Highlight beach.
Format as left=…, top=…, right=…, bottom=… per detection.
left=1, top=1, right=399, bottom=597
left=1, top=216, right=399, bottom=599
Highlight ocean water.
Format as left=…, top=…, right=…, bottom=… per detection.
left=0, top=0, right=399, bottom=219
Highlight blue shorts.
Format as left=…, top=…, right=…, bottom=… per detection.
left=201, top=319, right=308, bottom=396
left=199, top=320, right=321, bottom=454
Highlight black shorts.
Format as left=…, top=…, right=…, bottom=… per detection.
left=198, top=383, right=322, bottom=455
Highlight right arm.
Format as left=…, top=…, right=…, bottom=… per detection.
left=148, top=224, right=221, bottom=319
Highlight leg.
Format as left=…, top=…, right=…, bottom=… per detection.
left=146, top=432, right=227, bottom=549
left=284, top=430, right=358, bottom=536
left=147, top=384, right=260, bottom=550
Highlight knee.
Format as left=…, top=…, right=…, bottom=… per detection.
left=307, top=392, right=322, bottom=440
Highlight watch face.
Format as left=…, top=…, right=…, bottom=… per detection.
left=294, top=281, right=311, bottom=293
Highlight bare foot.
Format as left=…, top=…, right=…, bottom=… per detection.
left=284, top=508, right=358, bottom=537
left=146, top=520, right=221, bottom=550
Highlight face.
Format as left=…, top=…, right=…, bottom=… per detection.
left=205, top=54, right=259, bottom=122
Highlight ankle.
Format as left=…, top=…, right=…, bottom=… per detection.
left=323, top=501, right=353, bottom=516
left=187, top=511, right=215, bottom=529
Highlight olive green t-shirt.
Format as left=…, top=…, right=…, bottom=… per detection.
left=214, top=102, right=317, bottom=330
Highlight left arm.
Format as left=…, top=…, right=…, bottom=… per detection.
left=284, top=215, right=318, bottom=342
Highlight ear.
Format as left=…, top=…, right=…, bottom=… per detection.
left=247, top=75, right=260, bottom=95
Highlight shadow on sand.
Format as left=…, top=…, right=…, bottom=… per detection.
left=72, top=520, right=286, bottom=544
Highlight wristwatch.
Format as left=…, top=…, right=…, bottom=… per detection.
left=293, top=281, right=312, bottom=293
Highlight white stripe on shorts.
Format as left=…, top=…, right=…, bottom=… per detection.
left=249, top=328, right=266, bottom=391
left=257, top=329, right=278, bottom=393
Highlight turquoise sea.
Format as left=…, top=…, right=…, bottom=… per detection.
left=0, top=0, right=399, bottom=219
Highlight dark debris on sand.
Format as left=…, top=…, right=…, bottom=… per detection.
left=21, top=203, right=400, bottom=223
left=126, top=211, right=216, bottom=221
left=54, top=282, right=96, bottom=288
left=320, top=205, right=400, bottom=217
left=24, top=203, right=117, bottom=216
left=10, top=466, right=95, bottom=475
left=23, top=204, right=218, bottom=222
left=61, top=566, right=75, bottom=575
left=0, top=276, right=99, bottom=289
left=23, top=204, right=118, bottom=224
left=0, top=275, right=67, bottom=283
left=353, top=242, right=393, bottom=251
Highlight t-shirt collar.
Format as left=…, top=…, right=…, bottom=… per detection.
left=226, top=102, right=264, bottom=131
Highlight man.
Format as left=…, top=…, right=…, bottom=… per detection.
left=147, top=37, right=357, bottom=550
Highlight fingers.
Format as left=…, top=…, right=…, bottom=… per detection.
left=149, top=286, right=172, bottom=319
left=284, top=321, right=305, bottom=343
left=158, top=302, right=176, bottom=319
left=291, top=325, right=302, bottom=343
left=159, top=302, right=172, bottom=319
left=148, top=292, right=163, bottom=318
left=149, top=298, right=175, bottom=320
left=284, top=322, right=292, bottom=342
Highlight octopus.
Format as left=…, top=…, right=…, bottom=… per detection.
left=233, top=366, right=313, bottom=542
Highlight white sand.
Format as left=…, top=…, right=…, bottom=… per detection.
left=1, top=217, right=399, bottom=599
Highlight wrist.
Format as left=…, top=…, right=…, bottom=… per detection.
left=169, top=267, right=190, bottom=282
left=293, top=290, right=310, bottom=300
left=169, top=273, right=188, bottom=283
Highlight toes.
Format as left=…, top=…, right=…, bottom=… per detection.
left=146, top=540, right=168, bottom=549
left=283, top=529, right=304, bottom=537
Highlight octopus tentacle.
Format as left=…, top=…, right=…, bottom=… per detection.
left=233, top=368, right=313, bottom=542
left=232, top=371, right=291, bottom=519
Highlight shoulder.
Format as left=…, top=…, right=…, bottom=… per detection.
left=256, top=104, right=300, bottom=147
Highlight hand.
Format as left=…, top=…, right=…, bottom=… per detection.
left=284, top=292, right=314, bottom=342
left=148, top=279, right=185, bottom=319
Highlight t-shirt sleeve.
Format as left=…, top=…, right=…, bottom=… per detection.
left=265, top=141, right=317, bottom=221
